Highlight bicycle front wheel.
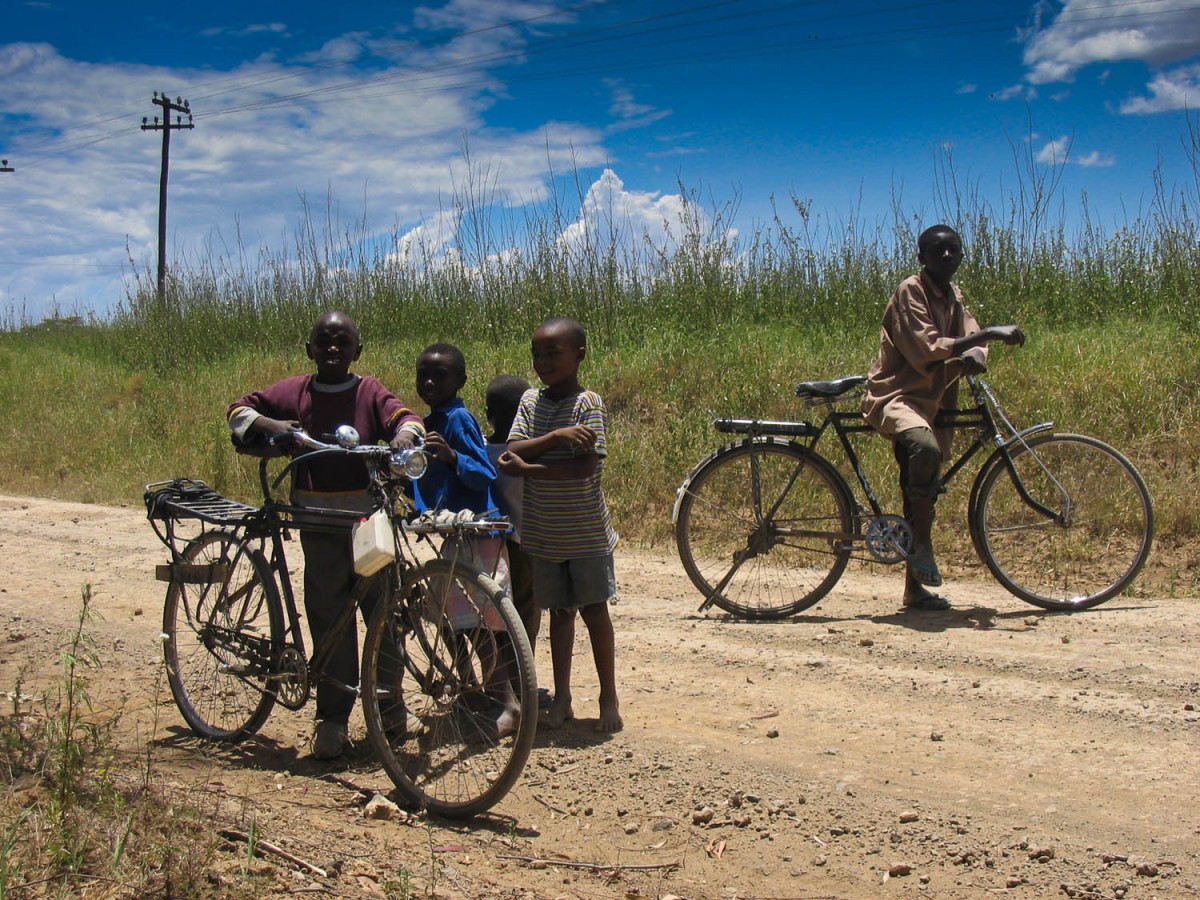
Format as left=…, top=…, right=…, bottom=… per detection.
left=361, top=557, right=537, bottom=819
left=970, top=433, right=1154, bottom=611
left=162, top=530, right=284, bottom=741
left=675, top=439, right=854, bottom=619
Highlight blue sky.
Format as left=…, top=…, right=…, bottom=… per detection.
left=2, top=0, right=1199, bottom=321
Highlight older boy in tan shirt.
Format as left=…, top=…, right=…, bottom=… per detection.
left=863, top=225, right=1024, bottom=610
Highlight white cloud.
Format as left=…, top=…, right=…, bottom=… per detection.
left=602, top=78, right=671, bottom=134
left=557, top=168, right=709, bottom=259
left=0, top=4, right=610, bottom=319
left=955, top=82, right=978, bottom=95
left=1023, top=0, right=1200, bottom=84
left=1120, top=62, right=1200, bottom=113
left=392, top=209, right=459, bottom=266
left=201, top=23, right=289, bottom=39
left=1035, top=135, right=1115, bottom=168
left=991, top=83, right=1036, bottom=102
left=1022, top=0, right=1200, bottom=114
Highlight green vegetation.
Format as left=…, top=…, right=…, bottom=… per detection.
left=1, top=156, right=1198, bottom=588
left=1, top=153, right=1199, bottom=894
left=0, top=587, right=222, bottom=897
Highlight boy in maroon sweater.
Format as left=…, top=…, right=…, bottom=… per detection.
left=227, top=310, right=424, bottom=758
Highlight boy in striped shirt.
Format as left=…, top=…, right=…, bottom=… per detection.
left=498, top=317, right=622, bottom=733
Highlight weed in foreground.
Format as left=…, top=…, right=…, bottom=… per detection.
left=0, top=585, right=230, bottom=898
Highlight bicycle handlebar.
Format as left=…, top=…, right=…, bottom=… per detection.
left=269, top=428, right=429, bottom=480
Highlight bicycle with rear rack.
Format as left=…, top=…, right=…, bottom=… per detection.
left=673, top=363, right=1154, bottom=620
left=145, top=426, right=536, bottom=818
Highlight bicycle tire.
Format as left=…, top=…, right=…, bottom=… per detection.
left=675, top=438, right=855, bottom=619
left=970, top=433, right=1154, bottom=611
left=162, top=530, right=284, bottom=741
left=361, top=557, right=537, bottom=818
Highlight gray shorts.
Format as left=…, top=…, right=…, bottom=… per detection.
left=531, top=553, right=618, bottom=611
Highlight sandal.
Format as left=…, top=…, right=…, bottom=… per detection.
left=908, top=548, right=943, bottom=587
left=904, top=592, right=952, bottom=611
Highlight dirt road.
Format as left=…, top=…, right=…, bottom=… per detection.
left=1, top=493, right=1197, bottom=898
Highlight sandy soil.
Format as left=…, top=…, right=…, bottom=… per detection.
left=1, top=492, right=1198, bottom=899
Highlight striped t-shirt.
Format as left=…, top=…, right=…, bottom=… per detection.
left=508, top=387, right=618, bottom=560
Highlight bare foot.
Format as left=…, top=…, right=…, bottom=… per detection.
left=492, top=703, right=520, bottom=740
left=596, top=698, right=623, bottom=733
left=546, top=696, right=574, bottom=728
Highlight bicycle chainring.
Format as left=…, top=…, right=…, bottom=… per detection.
left=864, top=515, right=913, bottom=564
left=274, top=645, right=310, bottom=710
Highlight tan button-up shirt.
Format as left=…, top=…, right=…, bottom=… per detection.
left=861, top=270, right=986, bottom=458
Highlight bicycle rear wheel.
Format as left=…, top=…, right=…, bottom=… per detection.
left=361, top=557, right=537, bottom=819
left=675, top=439, right=854, bottom=619
left=162, top=530, right=284, bottom=741
left=970, top=433, right=1154, bottom=611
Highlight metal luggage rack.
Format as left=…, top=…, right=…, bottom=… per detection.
left=144, top=478, right=261, bottom=526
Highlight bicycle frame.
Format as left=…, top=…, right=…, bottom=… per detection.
left=684, top=375, right=1058, bottom=575
left=803, top=376, right=1056, bottom=526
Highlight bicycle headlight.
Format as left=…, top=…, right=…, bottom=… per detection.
left=390, top=448, right=428, bottom=480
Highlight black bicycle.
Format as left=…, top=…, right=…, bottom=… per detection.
left=673, top=368, right=1154, bottom=619
left=145, top=428, right=536, bottom=818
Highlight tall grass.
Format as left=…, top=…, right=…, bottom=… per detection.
left=1, top=151, right=1198, bottom=585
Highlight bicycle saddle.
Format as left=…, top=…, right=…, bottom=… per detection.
left=794, top=375, right=867, bottom=401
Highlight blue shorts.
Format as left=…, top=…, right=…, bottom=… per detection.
left=531, top=553, right=618, bottom=611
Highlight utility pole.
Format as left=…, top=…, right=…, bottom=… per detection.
left=0, top=159, right=12, bottom=173
left=141, top=92, right=193, bottom=311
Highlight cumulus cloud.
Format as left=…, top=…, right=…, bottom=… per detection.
left=1023, top=0, right=1200, bottom=84
left=1035, top=135, right=1115, bottom=167
left=1120, top=62, right=1200, bottom=113
left=386, top=168, right=718, bottom=281
left=1021, top=0, right=1200, bottom=113
left=557, top=169, right=693, bottom=256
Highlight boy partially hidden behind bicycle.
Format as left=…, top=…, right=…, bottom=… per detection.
left=227, top=310, right=424, bottom=758
left=862, top=225, right=1024, bottom=611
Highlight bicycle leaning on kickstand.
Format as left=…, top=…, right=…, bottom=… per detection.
left=672, top=357, right=1154, bottom=620
left=145, top=426, right=536, bottom=818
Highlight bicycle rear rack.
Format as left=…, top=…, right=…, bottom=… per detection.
left=145, top=478, right=261, bottom=526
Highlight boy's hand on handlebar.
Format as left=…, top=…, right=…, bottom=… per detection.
left=991, top=324, right=1025, bottom=347
left=390, top=430, right=420, bottom=451
left=251, top=417, right=302, bottom=447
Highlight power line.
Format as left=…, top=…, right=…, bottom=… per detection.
left=5, top=0, right=1198, bottom=168
left=0, top=259, right=127, bottom=270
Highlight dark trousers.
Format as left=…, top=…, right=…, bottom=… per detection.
left=893, top=426, right=941, bottom=521
left=300, top=529, right=385, bottom=724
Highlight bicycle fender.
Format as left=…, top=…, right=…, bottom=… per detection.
left=966, top=421, right=1055, bottom=524
left=672, top=436, right=807, bottom=524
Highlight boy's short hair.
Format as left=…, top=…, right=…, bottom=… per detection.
left=421, top=342, right=466, bottom=377
left=310, top=309, right=359, bottom=342
left=917, top=224, right=960, bottom=255
left=540, top=316, right=586, bottom=347
left=486, top=374, right=531, bottom=414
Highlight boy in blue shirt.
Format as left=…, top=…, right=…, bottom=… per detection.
left=414, top=342, right=519, bottom=736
